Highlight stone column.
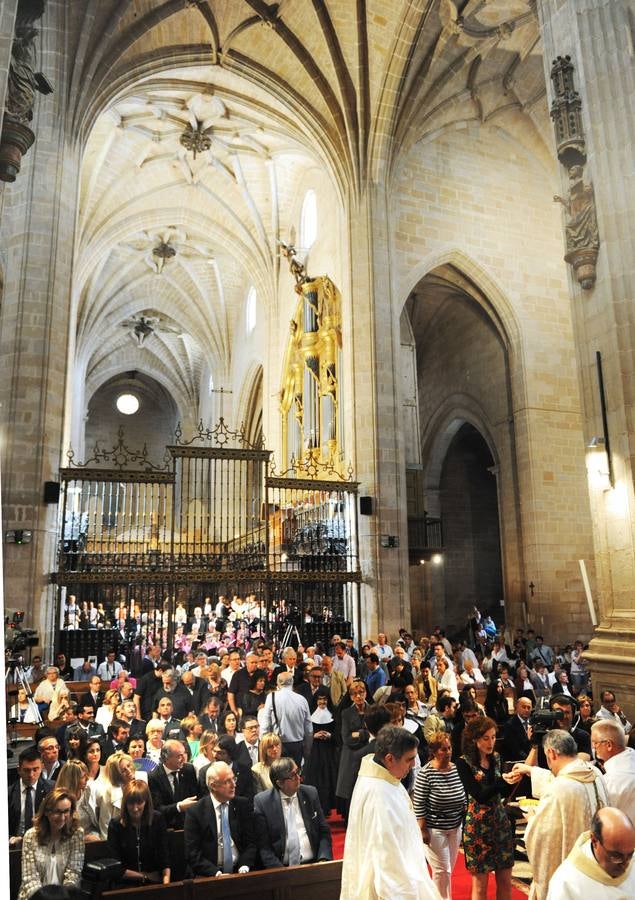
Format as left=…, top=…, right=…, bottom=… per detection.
left=343, top=182, right=412, bottom=641
left=537, top=0, right=635, bottom=714
left=0, top=0, right=80, bottom=646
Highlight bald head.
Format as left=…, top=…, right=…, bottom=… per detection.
left=591, top=807, right=635, bottom=878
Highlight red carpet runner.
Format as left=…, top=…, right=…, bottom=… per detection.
left=328, top=814, right=528, bottom=898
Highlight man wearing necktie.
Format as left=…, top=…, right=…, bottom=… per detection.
left=254, top=756, right=332, bottom=868
left=237, top=717, right=260, bottom=769
left=8, top=747, right=53, bottom=844
left=148, top=739, right=200, bottom=828
left=184, top=761, right=257, bottom=876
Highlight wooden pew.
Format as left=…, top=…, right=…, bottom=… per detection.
left=9, top=831, right=186, bottom=900
left=103, top=860, right=344, bottom=900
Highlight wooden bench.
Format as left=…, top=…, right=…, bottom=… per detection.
left=103, top=860, right=343, bottom=900
left=10, top=831, right=187, bottom=900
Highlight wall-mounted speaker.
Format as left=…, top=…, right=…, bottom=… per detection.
left=359, top=496, right=373, bottom=516
left=44, top=481, right=61, bottom=504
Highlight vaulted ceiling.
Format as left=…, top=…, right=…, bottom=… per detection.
left=68, top=0, right=548, bottom=422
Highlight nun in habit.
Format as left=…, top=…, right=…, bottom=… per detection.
left=302, top=687, right=339, bottom=816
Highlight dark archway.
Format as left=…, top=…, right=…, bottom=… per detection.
left=440, top=423, right=503, bottom=627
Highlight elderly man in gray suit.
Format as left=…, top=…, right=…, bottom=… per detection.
left=254, top=757, right=332, bottom=868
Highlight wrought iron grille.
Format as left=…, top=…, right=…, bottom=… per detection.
left=53, top=422, right=360, bottom=647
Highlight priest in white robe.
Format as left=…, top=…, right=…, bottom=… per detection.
left=512, top=729, right=608, bottom=900
left=340, top=725, right=440, bottom=900
left=547, top=808, right=635, bottom=899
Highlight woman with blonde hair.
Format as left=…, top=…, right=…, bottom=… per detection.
left=180, top=713, right=203, bottom=759
left=97, top=751, right=136, bottom=839
left=96, top=689, right=120, bottom=731
left=48, top=686, right=71, bottom=722
left=56, top=759, right=100, bottom=841
left=251, top=732, right=282, bottom=792
left=17, top=787, right=84, bottom=900
left=145, top=719, right=165, bottom=765
left=191, top=729, right=219, bottom=774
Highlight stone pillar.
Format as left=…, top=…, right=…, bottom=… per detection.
left=0, top=0, right=80, bottom=648
left=537, top=0, right=635, bottom=715
left=343, top=183, right=412, bottom=642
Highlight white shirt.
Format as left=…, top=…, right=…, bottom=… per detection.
left=211, top=795, right=238, bottom=869
left=281, top=791, right=313, bottom=863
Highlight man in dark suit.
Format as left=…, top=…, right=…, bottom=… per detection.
left=148, top=739, right=200, bottom=828
left=185, top=760, right=258, bottom=876
left=101, top=718, right=131, bottom=763
left=75, top=703, right=106, bottom=741
left=501, top=696, right=534, bottom=762
left=271, top=647, right=304, bottom=687
left=79, top=675, right=105, bottom=713
left=8, top=747, right=54, bottom=843
left=254, top=756, right=332, bottom=868
left=236, top=716, right=260, bottom=769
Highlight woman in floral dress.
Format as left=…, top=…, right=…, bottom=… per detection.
left=456, top=716, right=516, bottom=899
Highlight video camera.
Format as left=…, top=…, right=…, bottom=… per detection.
left=528, top=707, right=564, bottom=742
left=4, top=611, right=39, bottom=655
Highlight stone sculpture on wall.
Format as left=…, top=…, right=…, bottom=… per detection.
left=550, top=55, right=599, bottom=289
left=0, top=0, right=52, bottom=182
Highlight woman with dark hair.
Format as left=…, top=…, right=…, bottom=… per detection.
left=106, top=779, right=170, bottom=885
left=218, top=708, right=238, bottom=739
left=124, top=734, right=155, bottom=777
left=456, top=717, right=515, bottom=900
left=236, top=668, right=268, bottom=718
left=81, top=738, right=104, bottom=787
left=63, top=725, right=88, bottom=762
left=17, top=787, right=84, bottom=900
left=484, top=679, right=510, bottom=726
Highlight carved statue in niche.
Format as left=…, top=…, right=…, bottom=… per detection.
left=554, top=165, right=600, bottom=289
left=6, top=0, right=50, bottom=125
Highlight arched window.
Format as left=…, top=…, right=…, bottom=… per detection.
left=208, top=373, right=214, bottom=395
left=300, top=189, right=317, bottom=249
left=245, top=286, right=257, bottom=334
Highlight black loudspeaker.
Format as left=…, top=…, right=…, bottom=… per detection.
left=44, top=481, right=61, bottom=504
left=359, top=496, right=373, bottom=515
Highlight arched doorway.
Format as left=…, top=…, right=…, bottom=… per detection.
left=402, top=262, right=522, bottom=638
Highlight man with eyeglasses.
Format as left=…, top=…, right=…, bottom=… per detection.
left=591, top=720, right=635, bottom=821
left=254, top=756, right=332, bottom=868
left=184, top=761, right=257, bottom=876
left=547, top=807, right=635, bottom=899
left=512, top=729, right=608, bottom=900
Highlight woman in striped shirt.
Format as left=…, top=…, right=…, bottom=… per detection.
left=414, top=731, right=467, bottom=900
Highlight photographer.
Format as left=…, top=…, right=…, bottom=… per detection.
left=523, top=695, right=591, bottom=769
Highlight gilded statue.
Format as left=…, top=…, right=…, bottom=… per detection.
left=279, top=241, right=310, bottom=286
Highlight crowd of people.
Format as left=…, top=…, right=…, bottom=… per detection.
left=7, top=605, right=635, bottom=899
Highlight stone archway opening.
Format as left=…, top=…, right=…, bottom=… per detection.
left=438, top=422, right=503, bottom=629
left=402, top=262, right=520, bottom=639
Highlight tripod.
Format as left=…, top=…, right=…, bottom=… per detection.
left=279, top=623, right=302, bottom=648
left=5, top=659, right=44, bottom=739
